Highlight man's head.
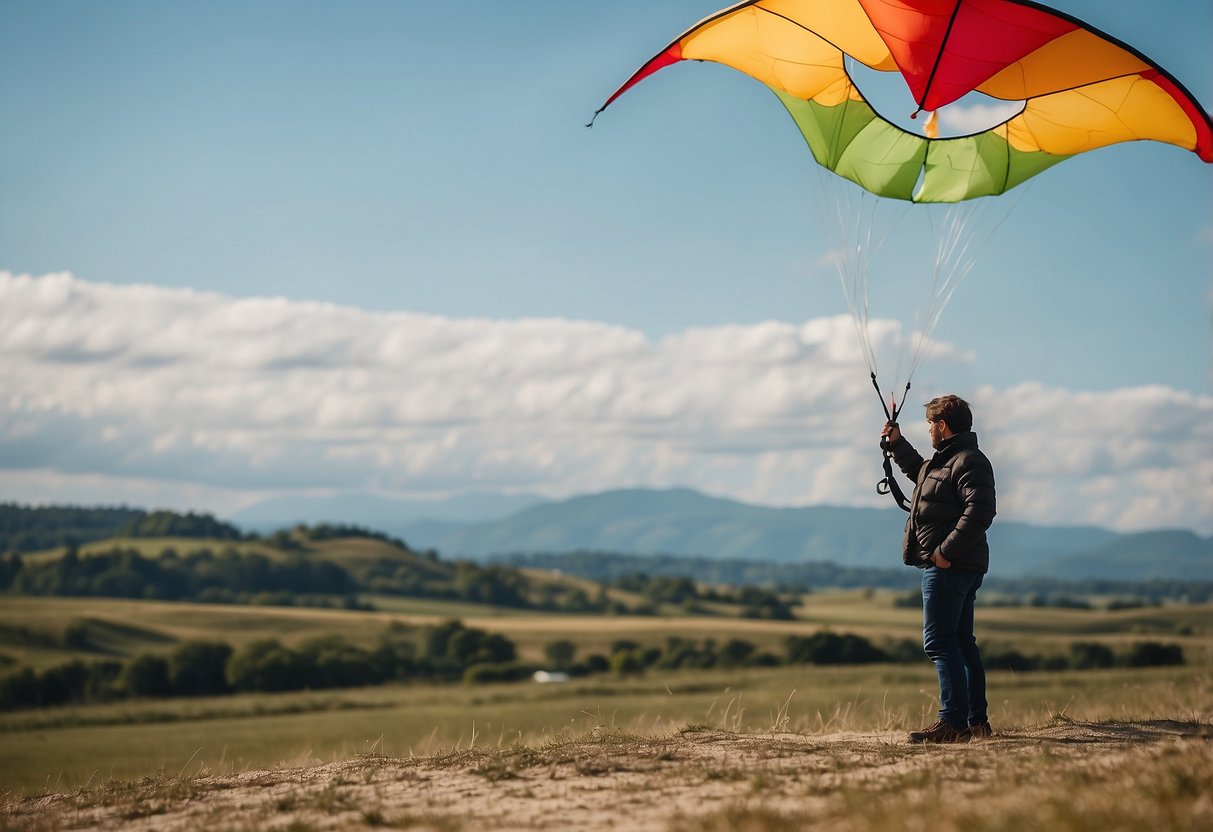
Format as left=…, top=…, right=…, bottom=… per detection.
left=924, top=394, right=972, bottom=448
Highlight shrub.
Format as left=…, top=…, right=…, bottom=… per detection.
left=226, top=639, right=308, bottom=692
left=717, top=639, right=757, bottom=668
left=982, top=645, right=1037, bottom=672
left=168, top=641, right=233, bottom=696
left=0, top=668, right=41, bottom=709
left=61, top=619, right=93, bottom=650
left=543, top=639, right=577, bottom=670
left=121, top=654, right=172, bottom=697
left=1123, top=641, right=1184, bottom=668
left=463, top=662, right=534, bottom=684
left=785, top=632, right=888, bottom=665
left=38, top=660, right=93, bottom=705
left=297, top=637, right=379, bottom=689
left=610, top=649, right=645, bottom=677
left=1069, top=642, right=1116, bottom=670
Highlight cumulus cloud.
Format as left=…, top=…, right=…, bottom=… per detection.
left=1, top=271, right=1209, bottom=533
left=975, top=384, right=1213, bottom=533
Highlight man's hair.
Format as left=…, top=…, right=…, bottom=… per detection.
left=924, top=394, right=973, bottom=433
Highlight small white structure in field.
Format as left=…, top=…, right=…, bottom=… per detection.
left=532, top=670, right=570, bottom=684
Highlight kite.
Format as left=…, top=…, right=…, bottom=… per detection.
left=590, top=0, right=1213, bottom=203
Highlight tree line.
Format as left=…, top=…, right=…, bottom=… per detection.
left=0, top=619, right=515, bottom=709
left=0, top=543, right=801, bottom=620
left=0, top=504, right=145, bottom=554
left=2, top=546, right=358, bottom=603
left=1, top=618, right=1185, bottom=712
left=504, top=551, right=1213, bottom=603
left=9, top=504, right=1205, bottom=603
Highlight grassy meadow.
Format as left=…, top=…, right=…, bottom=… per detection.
left=1, top=590, right=1209, bottom=796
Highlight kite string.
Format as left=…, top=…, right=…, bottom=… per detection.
left=903, top=189, right=1025, bottom=384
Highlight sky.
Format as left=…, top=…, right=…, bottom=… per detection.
left=1, top=0, right=1211, bottom=535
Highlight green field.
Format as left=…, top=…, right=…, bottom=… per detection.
left=1, top=592, right=1209, bottom=796
left=2, top=590, right=1207, bottom=665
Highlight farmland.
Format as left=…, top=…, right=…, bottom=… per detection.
left=1, top=590, right=1208, bottom=798
left=1, top=518, right=1209, bottom=829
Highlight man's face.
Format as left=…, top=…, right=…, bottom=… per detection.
left=927, top=418, right=947, bottom=449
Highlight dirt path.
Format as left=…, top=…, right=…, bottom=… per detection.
left=5, top=720, right=1211, bottom=831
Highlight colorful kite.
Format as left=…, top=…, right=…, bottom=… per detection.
left=591, top=0, right=1213, bottom=202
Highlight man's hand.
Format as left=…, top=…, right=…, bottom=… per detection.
left=930, top=551, right=952, bottom=569
left=881, top=421, right=901, bottom=445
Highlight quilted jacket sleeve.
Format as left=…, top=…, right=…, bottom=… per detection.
left=888, top=436, right=925, bottom=482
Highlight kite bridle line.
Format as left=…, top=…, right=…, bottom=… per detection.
left=872, top=372, right=912, bottom=513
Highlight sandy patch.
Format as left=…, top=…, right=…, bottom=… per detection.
left=4, top=719, right=1211, bottom=831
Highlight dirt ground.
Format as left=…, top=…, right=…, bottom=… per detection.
left=4, top=719, right=1211, bottom=832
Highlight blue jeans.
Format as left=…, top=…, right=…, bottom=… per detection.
left=922, top=567, right=987, bottom=729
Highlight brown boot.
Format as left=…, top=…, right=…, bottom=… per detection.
left=968, top=721, right=993, bottom=739
left=908, top=719, right=970, bottom=744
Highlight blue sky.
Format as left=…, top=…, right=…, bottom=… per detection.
left=2, top=1, right=1211, bottom=534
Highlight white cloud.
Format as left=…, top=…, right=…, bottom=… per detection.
left=1, top=271, right=1209, bottom=534
left=937, top=101, right=1023, bottom=135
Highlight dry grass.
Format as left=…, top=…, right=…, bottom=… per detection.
left=2, top=720, right=1209, bottom=831
left=2, top=657, right=1208, bottom=796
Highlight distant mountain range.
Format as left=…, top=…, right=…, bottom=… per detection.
left=230, top=491, right=547, bottom=535
left=228, top=487, right=1212, bottom=582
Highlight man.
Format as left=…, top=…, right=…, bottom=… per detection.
left=881, top=394, right=996, bottom=744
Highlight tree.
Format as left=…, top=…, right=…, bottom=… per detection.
left=226, top=639, right=307, bottom=692
left=0, top=554, right=21, bottom=589
left=1069, top=642, right=1115, bottom=670
left=38, top=660, right=92, bottom=706
left=543, top=639, right=577, bottom=670
left=1123, top=641, right=1184, bottom=668
left=297, top=636, right=378, bottom=689
left=785, top=632, right=888, bottom=665
left=610, top=649, right=644, bottom=677
left=169, top=641, right=233, bottom=696
left=0, top=668, right=41, bottom=709
left=121, top=654, right=172, bottom=697
left=718, top=639, right=757, bottom=668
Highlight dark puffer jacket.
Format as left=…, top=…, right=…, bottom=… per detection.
left=888, top=431, right=996, bottom=573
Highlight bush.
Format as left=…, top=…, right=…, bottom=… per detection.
left=169, top=641, right=233, bottom=696
left=38, top=660, right=93, bottom=706
left=884, top=638, right=923, bottom=664
left=121, top=654, right=172, bottom=697
left=982, top=645, right=1037, bottom=672
left=462, top=662, right=535, bottom=685
left=581, top=654, right=610, bottom=675
left=717, top=639, right=757, bottom=668
left=1069, top=642, right=1116, bottom=670
left=297, top=637, right=379, bottom=689
left=225, top=639, right=308, bottom=692
left=61, top=619, right=93, bottom=650
left=610, top=649, right=645, bottom=677
left=0, top=668, right=41, bottom=709
left=543, top=639, right=577, bottom=670
left=785, top=632, right=888, bottom=665
left=1123, top=641, right=1184, bottom=668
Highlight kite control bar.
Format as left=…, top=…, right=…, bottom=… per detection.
left=872, top=373, right=912, bottom=513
